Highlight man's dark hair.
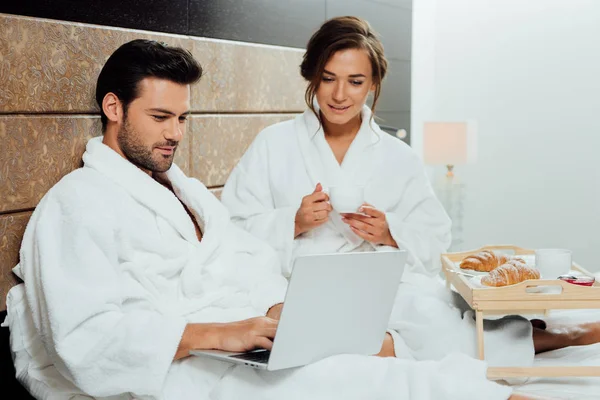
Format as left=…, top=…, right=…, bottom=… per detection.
left=95, top=39, right=202, bottom=132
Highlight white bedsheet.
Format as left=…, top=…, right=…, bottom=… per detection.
left=5, top=301, right=600, bottom=399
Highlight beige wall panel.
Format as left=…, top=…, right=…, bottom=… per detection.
left=0, top=211, right=30, bottom=311
left=190, top=38, right=306, bottom=112
left=189, top=114, right=297, bottom=187
left=0, top=115, right=193, bottom=213
left=0, top=14, right=306, bottom=114
left=172, top=126, right=191, bottom=176
left=0, top=116, right=101, bottom=212
left=0, top=14, right=188, bottom=113
left=209, top=187, right=223, bottom=200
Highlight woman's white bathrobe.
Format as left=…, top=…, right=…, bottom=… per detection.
left=222, top=106, right=535, bottom=369
left=5, top=137, right=514, bottom=400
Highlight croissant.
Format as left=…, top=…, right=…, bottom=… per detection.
left=481, top=259, right=540, bottom=287
left=459, top=250, right=510, bottom=272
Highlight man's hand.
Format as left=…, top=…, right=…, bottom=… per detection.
left=174, top=317, right=278, bottom=360
left=214, top=317, right=278, bottom=353
left=295, top=183, right=332, bottom=237
left=341, top=203, right=398, bottom=247
left=266, top=303, right=283, bottom=320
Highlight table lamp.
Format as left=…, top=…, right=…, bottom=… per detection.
left=423, top=121, right=477, bottom=179
left=423, top=121, right=477, bottom=252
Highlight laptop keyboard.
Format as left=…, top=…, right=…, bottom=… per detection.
left=230, top=350, right=271, bottom=364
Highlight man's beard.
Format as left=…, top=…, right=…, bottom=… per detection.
left=117, top=117, right=178, bottom=173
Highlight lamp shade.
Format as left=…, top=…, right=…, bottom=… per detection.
left=423, top=121, right=477, bottom=165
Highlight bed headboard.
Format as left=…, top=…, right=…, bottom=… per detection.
left=0, top=13, right=306, bottom=310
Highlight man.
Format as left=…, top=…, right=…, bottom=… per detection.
left=5, top=40, right=528, bottom=400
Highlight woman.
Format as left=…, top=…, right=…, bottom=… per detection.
left=223, top=16, right=448, bottom=279
left=222, top=16, right=599, bottom=399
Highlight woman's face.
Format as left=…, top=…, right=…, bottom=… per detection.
left=315, top=48, right=376, bottom=127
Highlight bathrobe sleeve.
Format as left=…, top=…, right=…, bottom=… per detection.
left=222, top=133, right=298, bottom=272
left=20, top=188, right=187, bottom=398
left=384, top=153, right=452, bottom=277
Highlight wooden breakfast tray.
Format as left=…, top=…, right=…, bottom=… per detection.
left=441, top=244, right=600, bottom=379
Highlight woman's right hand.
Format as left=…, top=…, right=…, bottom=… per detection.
left=294, top=183, right=332, bottom=237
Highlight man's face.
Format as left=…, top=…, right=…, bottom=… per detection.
left=117, top=77, right=191, bottom=173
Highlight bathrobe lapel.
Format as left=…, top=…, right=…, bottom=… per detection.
left=294, top=106, right=383, bottom=249
left=83, top=137, right=199, bottom=245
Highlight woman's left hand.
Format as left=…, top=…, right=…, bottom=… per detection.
left=341, top=203, right=398, bottom=247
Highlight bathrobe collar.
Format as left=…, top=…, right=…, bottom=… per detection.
left=304, top=103, right=382, bottom=146
left=295, top=105, right=385, bottom=249
left=83, top=137, right=200, bottom=245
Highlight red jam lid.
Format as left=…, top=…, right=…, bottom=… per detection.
left=558, top=275, right=595, bottom=286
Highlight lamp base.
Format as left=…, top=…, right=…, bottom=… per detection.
left=431, top=165, right=465, bottom=252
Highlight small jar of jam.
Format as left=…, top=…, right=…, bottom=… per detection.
left=557, top=275, right=596, bottom=287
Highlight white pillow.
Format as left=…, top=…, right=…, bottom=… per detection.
left=12, top=263, right=23, bottom=280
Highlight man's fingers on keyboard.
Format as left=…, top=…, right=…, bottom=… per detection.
left=258, top=327, right=278, bottom=339
left=255, top=337, right=274, bottom=350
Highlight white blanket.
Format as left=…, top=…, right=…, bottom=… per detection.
left=4, top=137, right=513, bottom=399
left=222, top=106, right=535, bottom=367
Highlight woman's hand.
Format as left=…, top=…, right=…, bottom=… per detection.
left=341, top=203, right=398, bottom=247
left=295, top=183, right=332, bottom=237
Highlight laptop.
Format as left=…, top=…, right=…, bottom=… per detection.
left=190, top=250, right=407, bottom=371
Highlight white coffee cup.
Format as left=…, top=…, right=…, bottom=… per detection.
left=535, top=249, right=572, bottom=279
left=328, top=185, right=364, bottom=214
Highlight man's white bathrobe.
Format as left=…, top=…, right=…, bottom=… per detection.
left=222, top=106, right=535, bottom=369
left=5, top=136, right=514, bottom=400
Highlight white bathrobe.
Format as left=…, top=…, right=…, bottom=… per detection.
left=222, top=106, right=535, bottom=369
left=4, top=136, right=514, bottom=400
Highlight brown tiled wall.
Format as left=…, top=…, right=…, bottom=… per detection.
left=0, top=116, right=101, bottom=212
left=189, top=114, right=295, bottom=187
left=0, top=14, right=305, bottom=310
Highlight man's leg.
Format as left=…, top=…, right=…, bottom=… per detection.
left=533, top=321, right=600, bottom=354
left=451, top=290, right=600, bottom=355
left=375, top=333, right=395, bottom=357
